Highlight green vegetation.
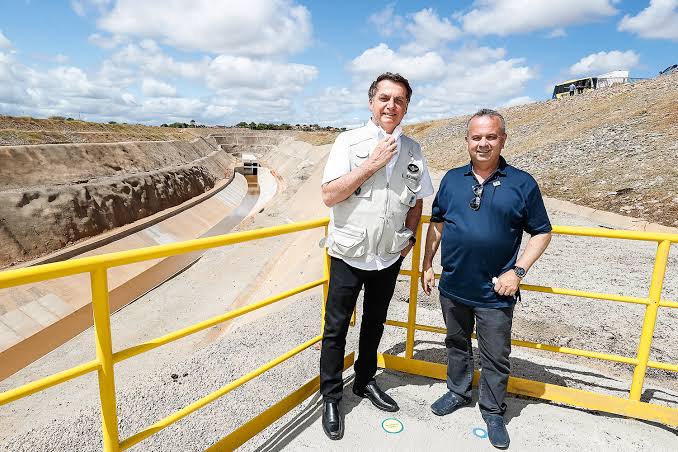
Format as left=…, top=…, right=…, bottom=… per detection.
left=235, top=121, right=345, bottom=132
left=161, top=120, right=207, bottom=128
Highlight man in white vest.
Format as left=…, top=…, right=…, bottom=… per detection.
left=319, top=72, right=433, bottom=440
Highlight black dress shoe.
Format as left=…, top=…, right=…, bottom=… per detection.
left=353, top=381, right=399, bottom=412
left=322, top=400, right=343, bottom=440
left=483, top=413, right=510, bottom=449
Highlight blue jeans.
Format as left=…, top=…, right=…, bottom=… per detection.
left=440, top=294, right=513, bottom=415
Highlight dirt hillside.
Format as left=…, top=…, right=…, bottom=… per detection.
left=405, top=71, right=678, bottom=227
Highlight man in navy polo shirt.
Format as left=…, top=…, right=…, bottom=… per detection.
left=421, top=109, right=552, bottom=449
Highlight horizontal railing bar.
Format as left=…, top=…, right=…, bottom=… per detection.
left=509, top=338, right=639, bottom=365
left=120, top=334, right=322, bottom=450
left=114, top=278, right=326, bottom=363
left=520, top=284, right=650, bottom=305
left=422, top=279, right=650, bottom=306
left=208, top=353, right=356, bottom=451
left=648, top=361, right=678, bottom=373
left=0, top=218, right=330, bottom=289
left=385, top=320, right=639, bottom=365
left=0, top=359, right=100, bottom=406
left=379, top=353, right=678, bottom=427
left=419, top=215, right=678, bottom=243
left=386, top=319, right=444, bottom=334
left=552, top=226, right=678, bottom=243
left=425, top=280, right=667, bottom=308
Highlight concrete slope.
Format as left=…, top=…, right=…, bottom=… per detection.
left=0, top=172, right=256, bottom=380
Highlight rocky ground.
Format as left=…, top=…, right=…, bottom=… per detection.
left=406, top=71, right=678, bottom=227
left=1, top=151, right=676, bottom=450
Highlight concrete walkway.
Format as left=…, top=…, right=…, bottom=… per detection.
left=253, top=368, right=677, bottom=451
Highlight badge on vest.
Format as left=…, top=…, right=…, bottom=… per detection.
left=493, top=180, right=501, bottom=187
left=404, top=163, right=421, bottom=183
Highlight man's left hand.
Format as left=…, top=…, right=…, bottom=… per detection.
left=400, top=242, right=414, bottom=257
left=493, top=270, right=521, bottom=296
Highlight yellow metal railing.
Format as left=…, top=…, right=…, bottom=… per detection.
left=1, top=215, right=677, bottom=451
left=0, top=218, right=339, bottom=451
left=381, top=215, right=678, bottom=427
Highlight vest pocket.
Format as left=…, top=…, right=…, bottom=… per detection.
left=351, top=149, right=373, bottom=198
left=399, top=185, right=418, bottom=207
left=329, top=224, right=367, bottom=258
left=389, top=226, right=414, bottom=254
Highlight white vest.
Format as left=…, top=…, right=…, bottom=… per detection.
left=327, top=129, right=425, bottom=263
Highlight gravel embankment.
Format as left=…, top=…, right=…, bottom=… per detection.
left=2, top=208, right=677, bottom=451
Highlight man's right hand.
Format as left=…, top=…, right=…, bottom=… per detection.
left=421, top=266, right=436, bottom=295
left=367, top=136, right=397, bottom=171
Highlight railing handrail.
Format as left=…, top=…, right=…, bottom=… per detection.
left=1, top=215, right=677, bottom=449
left=0, top=217, right=330, bottom=289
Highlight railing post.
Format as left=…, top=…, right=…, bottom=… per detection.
left=629, top=240, right=671, bottom=401
left=405, top=222, right=424, bottom=359
left=91, top=268, right=120, bottom=452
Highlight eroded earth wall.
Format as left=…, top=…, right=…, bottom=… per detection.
left=0, top=138, right=233, bottom=267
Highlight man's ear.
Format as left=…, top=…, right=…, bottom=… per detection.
left=368, top=98, right=374, bottom=114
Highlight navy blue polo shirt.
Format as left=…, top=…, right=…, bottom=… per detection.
left=430, top=157, right=552, bottom=308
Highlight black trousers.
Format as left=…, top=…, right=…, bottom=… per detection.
left=320, top=256, right=403, bottom=402
left=440, top=294, right=514, bottom=415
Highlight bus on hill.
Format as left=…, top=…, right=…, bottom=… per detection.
left=552, top=77, right=597, bottom=99
left=552, top=71, right=631, bottom=99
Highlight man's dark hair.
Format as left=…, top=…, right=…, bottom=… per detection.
left=466, top=108, right=506, bottom=134
left=368, top=72, right=412, bottom=102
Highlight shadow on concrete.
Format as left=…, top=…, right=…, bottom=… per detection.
left=380, top=339, right=678, bottom=434
left=254, top=375, right=357, bottom=451
left=255, top=339, right=678, bottom=450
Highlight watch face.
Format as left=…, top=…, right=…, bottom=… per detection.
left=514, top=266, right=526, bottom=278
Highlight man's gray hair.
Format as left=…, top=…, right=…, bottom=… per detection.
left=466, top=108, right=506, bottom=134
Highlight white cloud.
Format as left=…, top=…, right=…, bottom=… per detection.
left=462, top=0, right=618, bottom=36
left=97, top=0, right=312, bottom=56
left=71, top=0, right=86, bottom=16
left=547, top=28, right=567, bottom=38
left=503, top=96, right=534, bottom=107
left=0, top=50, right=215, bottom=125
left=108, top=41, right=209, bottom=79
left=349, top=44, right=447, bottom=82
left=71, top=0, right=112, bottom=17
left=303, top=86, right=364, bottom=124
left=142, top=78, right=177, bottom=97
left=88, top=32, right=127, bottom=49
left=344, top=41, right=535, bottom=123
left=0, top=30, right=12, bottom=49
left=401, top=8, right=461, bottom=54
left=452, top=45, right=506, bottom=66
left=206, top=55, right=317, bottom=92
left=368, top=4, right=405, bottom=37
left=618, top=0, right=678, bottom=41
left=204, top=104, right=234, bottom=119
left=569, top=50, right=640, bottom=75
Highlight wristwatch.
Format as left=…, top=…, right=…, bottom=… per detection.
left=408, top=236, right=417, bottom=245
left=513, top=266, right=527, bottom=278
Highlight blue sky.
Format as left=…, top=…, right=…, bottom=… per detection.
left=0, top=0, right=676, bottom=127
